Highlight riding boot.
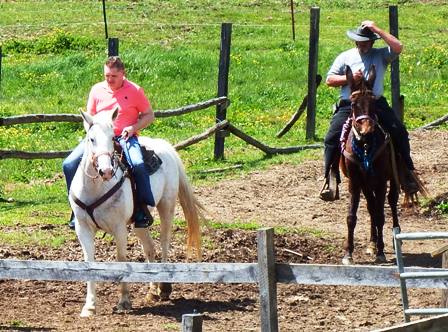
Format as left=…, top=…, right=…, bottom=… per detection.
left=134, top=203, right=154, bottom=228
left=320, top=167, right=340, bottom=201
left=68, top=211, right=75, bottom=230
left=399, top=167, right=419, bottom=195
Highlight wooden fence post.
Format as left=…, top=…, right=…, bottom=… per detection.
left=257, top=228, right=278, bottom=332
left=214, top=23, right=232, bottom=160
left=306, top=7, right=320, bottom=140
left=389, top=5, right=402, bottom=122
left=102, top=0, right=108, bottom=40
left=290, top=0, right=296, bottom=41
left=108, top=38, right=119, bottom=56
left=0, top=46, right=2, bottom=88
left=182, top=313, right=203, bottom=332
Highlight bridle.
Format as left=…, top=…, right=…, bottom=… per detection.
left=350, top=89, right=377, bottom=128
left=82, top=125, right=121, bottom=180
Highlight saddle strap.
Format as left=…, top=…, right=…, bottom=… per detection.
left=70, top=172, right=129, bottom=230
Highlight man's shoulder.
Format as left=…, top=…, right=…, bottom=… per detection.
left=91, top=81, right=107, bottom=91
left=333, top=48, right=358, bottom=62
left=123, top=79, right=142, bottom=91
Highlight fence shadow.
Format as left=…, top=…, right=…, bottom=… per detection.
left=402, top=252, right=442, bottom=268
left=129, top=297, right=256, bottom=322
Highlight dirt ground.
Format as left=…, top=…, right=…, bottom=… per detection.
left=1, top=130, right=448, bottom=331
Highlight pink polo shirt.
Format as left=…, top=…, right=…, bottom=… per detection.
left=87, top=79, right=151, bottom=136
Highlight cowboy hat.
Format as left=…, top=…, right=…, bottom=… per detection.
left=346, top=25, right=381, bottom=42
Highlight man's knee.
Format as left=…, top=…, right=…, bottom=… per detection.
left=62, top=159, right=77, bottom=176
left=324, top=130, right=341, bottom=148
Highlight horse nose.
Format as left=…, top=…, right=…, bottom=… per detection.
left=100, top=168, right=113, bottom=181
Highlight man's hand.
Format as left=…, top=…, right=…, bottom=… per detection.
left=361, top=20, right=379, bottom=33
left=121, top=125, right=136, bottom=140
left=353, top=69, right=363, bottom=85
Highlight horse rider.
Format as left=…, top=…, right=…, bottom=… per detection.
left=63, top=56, right=155, bottom=229
left=320, top=20, right=419, bottom=201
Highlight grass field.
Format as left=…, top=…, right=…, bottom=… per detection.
left=1, top=0, right=447, bottom=244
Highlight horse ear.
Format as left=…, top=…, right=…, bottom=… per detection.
left=367, top=64, right=376, bottom=89
left=345, top=66, right=354, bottom=90
left=80, top=109, right=93, bottom=132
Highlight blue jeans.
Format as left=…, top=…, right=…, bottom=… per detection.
left=62, top=136, right=155, bottom=207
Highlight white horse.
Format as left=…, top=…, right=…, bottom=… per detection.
left=69, top=109, right=202, bottom=317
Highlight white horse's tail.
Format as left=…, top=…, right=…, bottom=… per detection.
left=175, top=153, right=203, bottom=260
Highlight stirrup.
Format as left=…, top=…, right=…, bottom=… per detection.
left=319, top=179, right=339, bottom=202
left=134, top=204, right=154, bottom=228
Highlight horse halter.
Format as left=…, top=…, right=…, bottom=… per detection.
left=84, top=124, right=119, bottom=180
left=350, top=89, right=377, bottom=128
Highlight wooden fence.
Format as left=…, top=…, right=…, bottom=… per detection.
left=0, top=96, right=322, bottom=161
left=1, top=228, right=448, bottom=331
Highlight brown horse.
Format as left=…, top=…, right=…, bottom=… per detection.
left=339, top=65, right=400, bottom=265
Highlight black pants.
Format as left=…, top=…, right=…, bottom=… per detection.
left=323, top=97, right=414, bottom=179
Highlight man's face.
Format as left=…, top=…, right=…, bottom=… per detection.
left=356, top=40, right=374, bottom=54
left=104, top=65, right=124, bottom=91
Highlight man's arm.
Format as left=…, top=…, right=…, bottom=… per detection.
left=362, top=20, right=403, bottom=54
left=326, top=70, right=363, bottom=88
left=121, top=109, right=154, bottom=139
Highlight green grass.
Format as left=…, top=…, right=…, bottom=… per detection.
left=1, top=1, right=448, bottom=244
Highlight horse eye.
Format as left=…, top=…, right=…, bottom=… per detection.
left=90, top=138, right=95, bottom=143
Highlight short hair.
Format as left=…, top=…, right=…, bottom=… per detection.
left=105, top=56, right=125, bottom=71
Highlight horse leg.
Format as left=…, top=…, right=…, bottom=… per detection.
left=148, top=199, right=175, bottom=301
left=362, top=189, right=378, bottom=256
left=374, top=185, right=387, bottom=263
left=115, top=227, right=132, bottom=312
left=76, top=225, right=97, bottom=317
left=388, top=180, right=400, bottom=230
left=343, top=184, right=361, bottom=265
left=134, top=227, right=157, bottom=303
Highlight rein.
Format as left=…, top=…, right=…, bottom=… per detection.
left=70, top=169, right=130, bottom=230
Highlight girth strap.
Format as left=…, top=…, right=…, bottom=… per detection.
left=70, top=172, right=129, bottom=230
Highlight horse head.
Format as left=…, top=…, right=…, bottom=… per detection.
left=80, top=108, right=118, bottom=181
left=346, top=65, right=377, bottom=136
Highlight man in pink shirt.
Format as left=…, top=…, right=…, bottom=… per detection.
left=63, top=56, right=155, bottom=229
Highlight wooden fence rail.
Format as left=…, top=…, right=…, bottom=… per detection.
left=1, top=259, right=447, bottom=288
left=0, top=97, right=229, bottom=126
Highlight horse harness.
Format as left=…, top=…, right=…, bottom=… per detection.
left=70, top=142, right=162, bottom=230
left=70, top=168, right=130, bottom=229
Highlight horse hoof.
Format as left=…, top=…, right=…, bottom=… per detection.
left=366, top=245, right=377, bottom=256
left=159, top=283, right=172, bottom=301
left=116, top=300, right=132, bottom=312
left=375, top=254, right=387, bottom=264
left=342, top=256, right=353, bottom=265
left=80, top=306, right=96, bottom=317
left=145, top=292, right=160, bottom=303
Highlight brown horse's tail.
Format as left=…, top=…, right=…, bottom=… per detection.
left=389, top=142, right=430, bottom=208
left=402, top=170, right=430, bottom=208
left=176, top=154, right=204, bottom=260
